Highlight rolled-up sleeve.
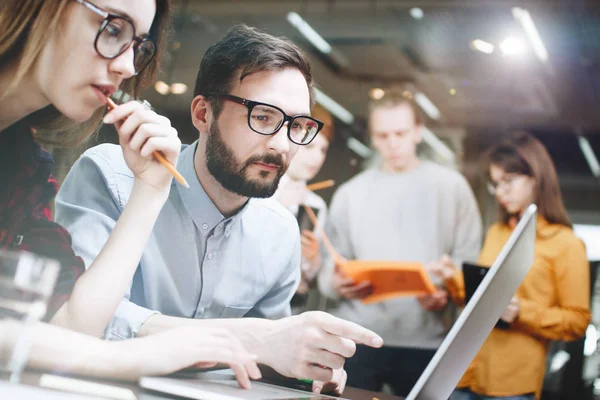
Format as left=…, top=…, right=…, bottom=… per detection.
left=55, top=146, right=159, bottom=339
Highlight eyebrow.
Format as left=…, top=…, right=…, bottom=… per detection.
left=104, top=6, right=151, bottom=36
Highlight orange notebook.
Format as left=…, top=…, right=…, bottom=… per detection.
left=339, top=260, right=436, bottom=304
left=301, top=205, right=437, bottom=304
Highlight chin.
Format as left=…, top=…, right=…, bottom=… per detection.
left=62, top=105, right=98, bottom=123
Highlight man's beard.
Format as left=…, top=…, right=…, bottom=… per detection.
left=205, top=121, right=287, bottom=198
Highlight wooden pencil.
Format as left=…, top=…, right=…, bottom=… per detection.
left=306, top=179, right=335, bottom=192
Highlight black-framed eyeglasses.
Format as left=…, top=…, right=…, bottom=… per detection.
left=75, top=0, right=156, bottom=76
left=209, top=93, right=324, bottom=146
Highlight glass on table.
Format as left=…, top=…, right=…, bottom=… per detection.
left=0, top=250, right=59, bottom=383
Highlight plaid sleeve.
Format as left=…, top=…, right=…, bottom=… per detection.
left=18, top=215, right=86, bottom=322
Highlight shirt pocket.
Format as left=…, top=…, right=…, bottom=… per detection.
left=219, top=305, right=252, bottom=318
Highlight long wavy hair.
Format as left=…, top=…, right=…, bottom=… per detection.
left=0, top=0, right=171, bottom=147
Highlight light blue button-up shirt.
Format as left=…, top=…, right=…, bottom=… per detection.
left=55, top=142, right=301, bottom=340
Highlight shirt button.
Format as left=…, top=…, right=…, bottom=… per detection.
left=202, top=223, right=209, bottom=230
left=207, top=253, right=213, bottom=260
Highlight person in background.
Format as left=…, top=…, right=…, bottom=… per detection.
left=273, top=104, right=334, bottom=313
left=318, top=93, right=482, bottom=396
left=430, top=131, right=590, bottom=400
left=0, top=0, right=259, bottom=386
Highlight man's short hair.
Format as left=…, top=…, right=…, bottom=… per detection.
left=194, top=24, right=315, bottom=118
left=368, top=92, right=422, bottom=126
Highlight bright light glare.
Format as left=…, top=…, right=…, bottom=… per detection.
left=471, top=39, right=495, bottom=54
left=499, top=37, right=526, bottom=56
left=512, top=7, right=549, bottom=62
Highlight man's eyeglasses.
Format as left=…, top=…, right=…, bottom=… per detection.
left=75, top=0, right=156, bottom=76
left=209, top=93, right=324, bottom=146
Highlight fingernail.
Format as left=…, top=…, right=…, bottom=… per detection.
left=103, top=115, right=112, bottom=124
left=371, top=336, right=383, bottom=347
left=314, top=388, right=321, bottom=395
left=250, top=354, right=258, bottom=360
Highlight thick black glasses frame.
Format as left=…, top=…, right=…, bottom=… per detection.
left=209, top=92, right=324, bottom=146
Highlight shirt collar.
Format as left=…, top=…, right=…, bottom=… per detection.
left=176, top=141, right=249, bottom=232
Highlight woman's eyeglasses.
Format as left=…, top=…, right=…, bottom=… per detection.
left=75, top=0, right=156, bottom=76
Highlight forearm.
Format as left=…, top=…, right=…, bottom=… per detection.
left=0, top=320, right=142, bottom=381
left=51, top=179, right=168, bottom=337
left=515, top=299, right=590, bottom=341
left=138, top=314, right=274, bottom=365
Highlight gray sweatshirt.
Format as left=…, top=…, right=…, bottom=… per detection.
left=318, top=161, right=482, bottom=349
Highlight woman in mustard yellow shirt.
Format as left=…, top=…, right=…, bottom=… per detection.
left=431, top=131, right=590, bottom=400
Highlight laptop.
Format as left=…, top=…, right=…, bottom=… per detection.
left=140, top=204, right=537, bottom=400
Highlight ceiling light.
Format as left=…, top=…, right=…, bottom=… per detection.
left=287, top=12, right=332, bottom=54
left=402, top=90, right=413, bottom=99
left=470, top=39, right=495, bottom=54
left=154, top=80, right=170, bottom=95
left=499, top=37, right=526, bottom=56
left=314, top=88, right=354, bottom=124
left=170, top=83, right=188, bottom=95
left=421, top=126, right=455, bottom=163
left=449, top=88, right=457, bottom=96
left=369, top=88, right=385, bottom=100
left=346, top=137, right=373, bottom=158
left=512, top=7, right=549, bottom=63
left=414, top=92, right=441, bottom=120
left=410, top=7, right=424, bottom=20
left=578, top=135, right=600, bottom=177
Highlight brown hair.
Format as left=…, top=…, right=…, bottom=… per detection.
left=311, top=104, right=334, bottom=143
left=368, top=92, right=422, bottom=127
left=0, top=0, right=172, bottom=147
left=193, top=24, right=315, bottom=118
left=485, top=131, right=572, bottom=228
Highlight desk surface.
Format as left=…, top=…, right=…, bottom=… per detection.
left=5, top=372, right=403, bottom=400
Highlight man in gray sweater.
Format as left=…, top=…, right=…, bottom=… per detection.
left=318, top=94, right=482, bottom=396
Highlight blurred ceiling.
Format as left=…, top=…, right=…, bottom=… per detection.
left=142, top=0, right=600, bottom=212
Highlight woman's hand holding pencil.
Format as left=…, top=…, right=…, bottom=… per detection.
left=105, top=98, right=189, bottom=189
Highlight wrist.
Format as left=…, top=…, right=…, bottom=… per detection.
left=131, top=178, right=170, bottom=203
left=241, top=318, right=276, bottom=365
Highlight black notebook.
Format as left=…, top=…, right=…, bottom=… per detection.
left=463, top=262, right=510, bottom=330
left=296, top=205, right=319, bottom=232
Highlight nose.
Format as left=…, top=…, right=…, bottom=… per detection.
left=266, top=122, right=292, bottom=157
left=108, top=44, right=136, bottom=79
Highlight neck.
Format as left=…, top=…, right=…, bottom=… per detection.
left=0, top=64, right=49, bottom=132
left=382, top=155, right=421, bottom=173
left=193, top=140, right=248, bottom=218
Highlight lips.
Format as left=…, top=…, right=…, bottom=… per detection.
left=92, top=84, right=118, bottom=104
left=253, top=162, right=280, bottom=171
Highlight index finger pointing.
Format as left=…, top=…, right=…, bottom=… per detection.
left=319, top=314, right=383, bottom=348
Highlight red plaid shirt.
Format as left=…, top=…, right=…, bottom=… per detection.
left=0, top=120, right=85, bottom=321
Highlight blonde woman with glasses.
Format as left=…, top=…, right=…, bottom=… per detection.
left=0, top=0, right=260, bottom=386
